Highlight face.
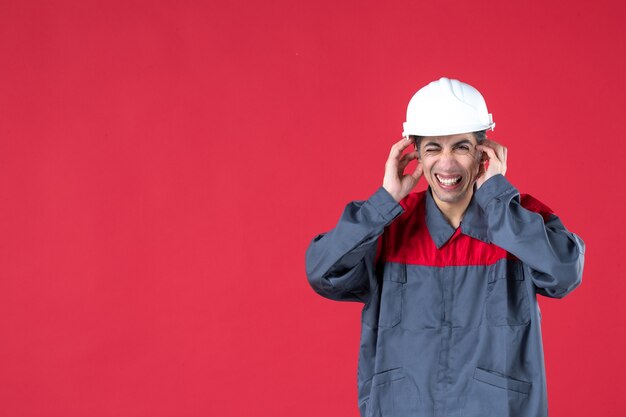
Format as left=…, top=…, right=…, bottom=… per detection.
left=417, top=133, right=482, bottom=209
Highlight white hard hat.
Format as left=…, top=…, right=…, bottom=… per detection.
left=402, top=77, right=495, bottom=137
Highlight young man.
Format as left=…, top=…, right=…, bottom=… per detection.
left=305, top=77, right=584, bottom=417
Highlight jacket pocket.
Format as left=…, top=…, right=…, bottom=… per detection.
left=378, top=263, right=405, bottom=328
left=367, top=368, right=419, bottom=417
left=462, top=367, right=531, bottom=417
left=485, top=260, right=530, bottom=326
left=473, top=367, right=531, bottom=395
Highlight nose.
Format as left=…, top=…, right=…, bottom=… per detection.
left=435, top=148, right=459, bottom=168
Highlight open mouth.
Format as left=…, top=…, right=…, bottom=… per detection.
left=435, top=174, right=462, bottom=186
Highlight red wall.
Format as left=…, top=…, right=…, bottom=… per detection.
left=1, top=0, right=624, bottom=416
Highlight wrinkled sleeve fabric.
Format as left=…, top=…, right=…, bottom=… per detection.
left=474, top=174, right=585, bottom=298
left=305, top=187, right=404, bottom=303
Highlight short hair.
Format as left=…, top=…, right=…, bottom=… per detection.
left=410, top=130, right=487, bottom=157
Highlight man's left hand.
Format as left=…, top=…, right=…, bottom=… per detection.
left=475, top=139, right=507, bottom=189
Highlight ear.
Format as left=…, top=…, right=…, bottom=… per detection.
left=474, top=150, right=485, bottom=175
left=476, top=159, right=485, bottom=179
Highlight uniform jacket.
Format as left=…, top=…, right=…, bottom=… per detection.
left=305, top=175, right=584, bottom=417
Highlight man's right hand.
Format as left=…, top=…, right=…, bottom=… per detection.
left=382, top=137, right=423, bottom=203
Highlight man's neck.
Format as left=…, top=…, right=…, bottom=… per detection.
left=432, top=192, right=473, bottom=229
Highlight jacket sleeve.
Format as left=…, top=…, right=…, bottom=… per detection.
left=474, top=175, right=585, bottom=298
left=305, top=187, right=404, bottom=303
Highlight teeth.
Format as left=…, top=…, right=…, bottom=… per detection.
left=436, top=174, right=461, bottom=186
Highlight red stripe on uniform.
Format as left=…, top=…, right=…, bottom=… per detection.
left=520, top=194, right=554, bottom=222
left=382, top=191, right=512, bottom=267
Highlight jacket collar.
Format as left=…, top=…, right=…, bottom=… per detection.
left=425, top=187, right=490, bottom=249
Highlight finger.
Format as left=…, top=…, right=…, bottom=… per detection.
left=481, top=138, right=502, bottom=149
left=399, top=151, right=418, bottom=161
left=500, top=147, right=507, bottom=175
left=410, top=161, right=423, bottom=180
left=476, top=144, right=498, bottom=162
left=482, top=139, right=506, bottom=160
left=398, top=152, right=418, bottom=169
left=389, top=137, right=415, bottom=159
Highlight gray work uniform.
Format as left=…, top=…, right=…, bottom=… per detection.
left=305, top=175, right=584, bottom=417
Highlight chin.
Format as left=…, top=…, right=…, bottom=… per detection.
left=432, top=186, right=472, bottom=205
